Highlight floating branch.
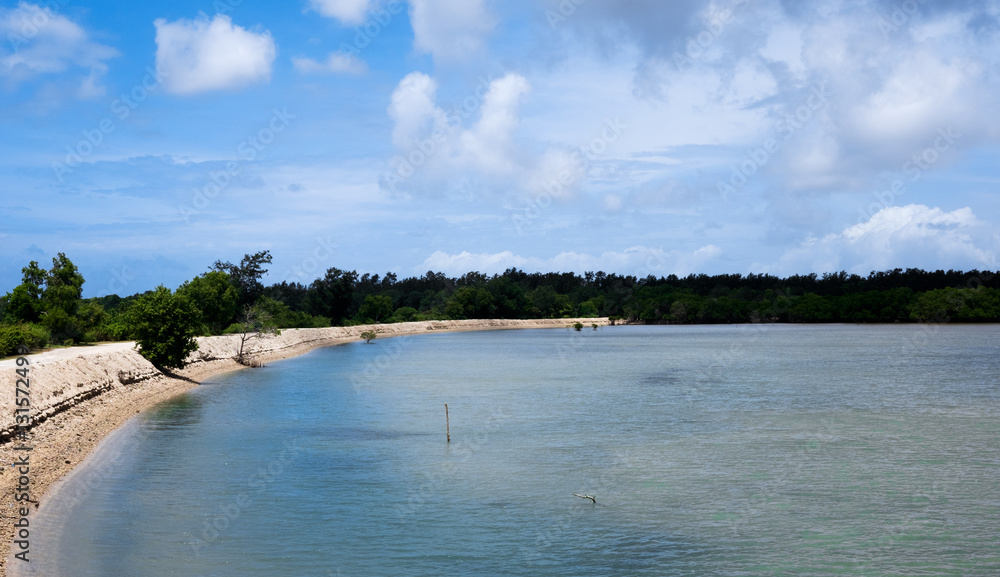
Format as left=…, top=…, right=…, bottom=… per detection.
left=445, top=403, right=450, bottom=443
left=573, top=493, right=596, bottom=503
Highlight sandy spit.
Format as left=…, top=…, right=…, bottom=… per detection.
left=0, top=317, right=607, bottom=574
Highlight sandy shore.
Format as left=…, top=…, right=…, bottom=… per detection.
left=0, top=318, right=606, bottom=574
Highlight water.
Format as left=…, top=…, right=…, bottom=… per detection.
left=17, top=325, right=1000, bottom=576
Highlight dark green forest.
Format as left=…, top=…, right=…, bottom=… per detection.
left=2, top=250, right=999, bottom=359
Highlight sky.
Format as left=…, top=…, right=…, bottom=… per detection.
left=1, top=0, right=999, bottom=297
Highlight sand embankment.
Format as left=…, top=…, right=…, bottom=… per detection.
left=0, top=318, right=606, bottom=574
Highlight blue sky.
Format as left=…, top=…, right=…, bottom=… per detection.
left=1, top=0, right=999, bottom=297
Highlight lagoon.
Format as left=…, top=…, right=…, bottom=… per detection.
left=18, top=324, right=1000, bottom=575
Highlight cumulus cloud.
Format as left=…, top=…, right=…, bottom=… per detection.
left=387, top=71, right=448, bottom=149
left=154, top=14, right=276, bottom=95
left=765, top=204, right=999, bottom=275
left=549, top=0, right=1000, bottom=192
left=307, top=0, right=371, bottom=25
left=0, top=2, right=118, bottom=96
left=409, top=0, right=495, bottom=62
left=292, top=52, right=366, bottom=74
left=384, top=70, right=566, bottom=196
left=380, top=68, right=636, bottom=204
left=770, top=6, right=997, bottom=190
left=421, top=244, right=723, bottom=277
left=459, top=74, right=530, bottom=174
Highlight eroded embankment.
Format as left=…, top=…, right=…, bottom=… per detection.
left=0, top=318, right=606, bottom=576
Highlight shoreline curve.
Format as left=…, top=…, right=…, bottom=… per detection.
left=0, top=318, right=607, bottom=575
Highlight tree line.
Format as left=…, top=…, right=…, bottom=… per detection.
left=2, top=251, right=999, bottom=364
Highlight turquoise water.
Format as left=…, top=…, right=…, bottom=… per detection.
left=17, top=325, right=1000, bottom=576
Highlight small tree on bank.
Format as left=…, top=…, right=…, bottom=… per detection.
left=228, top=303, right=280, bottom=367
left=360, top=330, right=377, bottom=344
left=130, top=286, right=200, bottom=370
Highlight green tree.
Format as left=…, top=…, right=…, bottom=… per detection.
left=528, top=286, right=571, bottom=318
left=251, top=296, right=325, bottom=328
left=76, top=299, right=106, bottom=337
left=577, top=299, right=600, bottom=318
left=42, top=253, right=85, bottom=315
left=212, top=250, right=273, bottom=308
left=360, top=330, right=377, bottom=344
left=2, top=261, right=46, bottom=323
left=790, top=293, right=834, bottom=323
left=444, top=287, right=496, bottom=319
left=4, top=283, right=40, bottom=324
left=129, top=286, right=200, bottom=370
left=486, top=276, right=529, bottom=318
left=94, top=306, right=136, bottom=342
left=307, top=267, right=357, bottom=324
left=908, top=287, right=1000, bottom=322
left=358, top=295, right=394, bottom=323
left=177, top=271, right=239, bottom=334
left=37, top=254, right=87, bottom=342
left=391, top=306, right=420, bottom=322
left=225, top=302, right=280, bottom=366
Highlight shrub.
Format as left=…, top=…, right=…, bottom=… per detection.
left=360, top=330, right=377, bottom=343
left=390, top=306, right=420, bottom=323
left=0, top=323, right=50, bottom=357
left=94, top=308, right=136, bottom=341
left=129, top=286, right=200, bottom=370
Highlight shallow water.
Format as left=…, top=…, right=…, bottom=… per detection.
left=17, top=325, right=1000, bottom=575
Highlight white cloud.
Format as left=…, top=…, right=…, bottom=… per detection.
left=384, top=68, right=635, bottom=202
left=420, top=245, right=723, bottom=277
left=459, top=74, right=530, bottom=174
left=307, top=0, right=371, bottom=25
left=551, top=1, right=1000, bottom=193
left=154, top=14, right=276, bottom=95
left=292, top=52, right=366, bottom=74
left=765, top=205, right=998, bottom=275
left=387, top=72, right=448, bottom=149
left=409, top=0, right=495, bottom=62
left=0, top=3, right=118, bottom=95
left=386, top=71, right=543, bottom=193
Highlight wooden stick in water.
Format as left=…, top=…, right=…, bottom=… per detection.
left=445, top=403, right=450, bottom=443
